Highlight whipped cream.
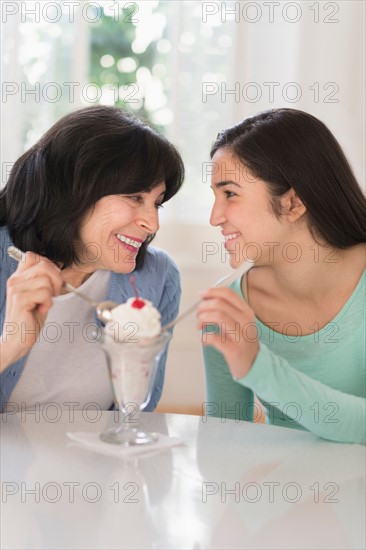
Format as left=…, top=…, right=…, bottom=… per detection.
left=105, top=297, right=161, bottom=342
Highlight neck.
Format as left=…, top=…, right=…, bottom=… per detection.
left=60, top=265, right=95, bottom=291
left=259, top=238, right=365, bottom=303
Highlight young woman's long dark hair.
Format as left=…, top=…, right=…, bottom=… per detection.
left=211, top=108, right=366, bottom=248
left=0, top=105, right=184, bottom=268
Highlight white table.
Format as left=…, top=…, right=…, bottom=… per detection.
left=1, top=411, right=365, bottom=550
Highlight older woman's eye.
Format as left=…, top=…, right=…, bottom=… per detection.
left=127, top=195, right=143, bottom=203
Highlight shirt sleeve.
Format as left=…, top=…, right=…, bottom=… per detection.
left=202, top=341, right=255, bottom=422
left=239, top=343, right=366, bottom=445
left=145, top=253, right=181, bottom=411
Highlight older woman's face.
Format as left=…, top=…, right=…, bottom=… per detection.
left=78, top=182, right=166, bottom=273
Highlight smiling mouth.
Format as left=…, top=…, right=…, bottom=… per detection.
left=224, top=232, right=241, bottom=243
left=116, top=234, right=143, bottom=250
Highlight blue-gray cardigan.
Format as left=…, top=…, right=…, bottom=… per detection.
left=0, top=227, right=181, bottom=412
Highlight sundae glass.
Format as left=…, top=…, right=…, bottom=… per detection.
left=99, top=294, right=170, bottom=446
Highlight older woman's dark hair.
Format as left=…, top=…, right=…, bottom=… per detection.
left=211, top=108, right=366, bottom=248
left=0, top=105, right=184, bottom=268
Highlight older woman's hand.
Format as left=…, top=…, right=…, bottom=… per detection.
left=0, top=252, right=63, bottom=372
left=196, top=287, right=259, bottom=380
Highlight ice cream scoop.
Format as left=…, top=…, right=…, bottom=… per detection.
left=104, top=297, right=162, bottom=342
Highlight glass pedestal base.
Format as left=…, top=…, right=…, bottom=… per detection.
left=100, top=426, right=159, bottom=446
left=100, top=331, right=172, bottom=447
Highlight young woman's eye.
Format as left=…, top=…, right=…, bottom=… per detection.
left=155, top=203, right=164, bottom=210
left=224, top=190, right=236, bottom=198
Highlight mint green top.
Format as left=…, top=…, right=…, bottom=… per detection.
left=202, top=270, right=366, bottom=445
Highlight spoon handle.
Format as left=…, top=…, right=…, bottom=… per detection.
left=162, top=300, right=201, bottom=332
left=62, top=283, right=99, bottom=307
left=7, top=246, right=23, bottom=262
left=162, top=259, right=254, bottom=332
left=7, top=246, right=99, bottom=307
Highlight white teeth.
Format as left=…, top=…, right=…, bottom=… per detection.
left=224, top=233, right=240, bottom=242
left=116, top=234, right=142, bottom=248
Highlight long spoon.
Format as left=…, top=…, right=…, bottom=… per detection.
left=7, top=246, right=253, bottom=330
left=161, top=259, right=254, bottom=331
left=7, top=246, right=116, bottom=323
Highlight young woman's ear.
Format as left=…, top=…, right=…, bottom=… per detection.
left=281, top=188, right=307, bottom=222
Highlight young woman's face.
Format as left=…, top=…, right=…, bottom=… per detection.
left=78, top=182, right=166, bottom=273
left=210, top=148, right=289, bottom=268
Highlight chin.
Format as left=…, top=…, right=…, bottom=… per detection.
left=118, top=264, right=136, bottom=274
left=228, top=255, right=240, bottom=269
left=106, top=259, right=136, bottom=274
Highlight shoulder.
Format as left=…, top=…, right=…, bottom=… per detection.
left=0, top=226, right=11, bottom=249
left=229, top=275, right=245, bottom=300
left=0, top=227, right=16, bottom=318
left=140, top=247, right=181, bottom=317
left=140, top=246, right=181, bottom=291
left=143, top=246, right=180, bottom=276
left=0, top=227, right=16, bottom=280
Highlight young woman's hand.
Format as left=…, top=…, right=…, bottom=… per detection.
left=196, top=288, right=259, bottom=380
left=0, top=252, right=63, bottom=372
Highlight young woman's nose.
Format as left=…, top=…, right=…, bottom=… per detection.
left=210, top=198, right=226, bottom=227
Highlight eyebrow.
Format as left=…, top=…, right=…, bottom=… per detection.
left=211, top=180, right=241, bottom=189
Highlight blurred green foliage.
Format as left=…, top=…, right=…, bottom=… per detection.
left=89, top=3, right=161, bottom=127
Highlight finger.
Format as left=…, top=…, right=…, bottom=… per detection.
left=197, top=308, right=239, bottom=338
left=11, top=260, right=63, bottom=295
left=201, top=331, right=236, bottom=355
left=38, top=301, right=53, bottom=315
left=16, top=252, right=61, bottom=279
left=9, top=287, right=53, bottom=315
left=36, top=296, right=53, bottom=319
left=8, top=273, right=57, bottom=296
left=200, top=287, right=247, bottom=309
left=197, top=297, right=246, bottom=320
left=197, top=298, right=255, bottom=331
left=7, top=275, right=59, bottom=299
left=196, top=310, right=238, bottom=333
left=197, top=308, right=258, bottom=341
left=14, top=251, right=46, bottom=272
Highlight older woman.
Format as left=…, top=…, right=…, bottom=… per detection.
left=197, top=108, right=365, bottom=444
left=0, top=105, right=184, bottom=412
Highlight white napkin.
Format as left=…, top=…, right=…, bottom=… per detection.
left=66, top=431, right=184, bottom=458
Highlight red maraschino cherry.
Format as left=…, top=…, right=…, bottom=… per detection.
left=131, top=298, right=146, bottom=309
left=130, top=276, right=146, bottom=309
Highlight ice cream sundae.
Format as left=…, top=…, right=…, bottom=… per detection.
left=101, top=286, right=170, bottom=441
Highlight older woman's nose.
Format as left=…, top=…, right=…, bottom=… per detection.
left=137, top=206, right=160, bottom=234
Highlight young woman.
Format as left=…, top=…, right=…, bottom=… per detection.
left=0, top=105, right=184, bottom=412
left=197, top=108, right=365, bottom=444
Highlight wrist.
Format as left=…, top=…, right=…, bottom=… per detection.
left=0, top=343, right=11, bottom=372
left=0, top=341, right=20, bottom=373
left=231, top=342, right=259, bottom=380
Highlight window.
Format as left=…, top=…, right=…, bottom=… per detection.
left=2, top=0, right=364, bottom=223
